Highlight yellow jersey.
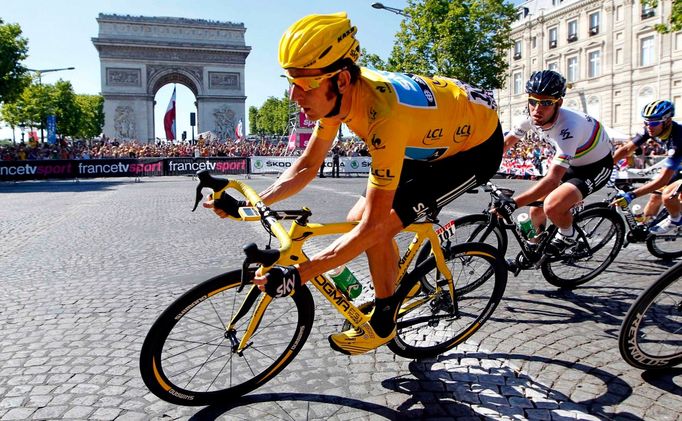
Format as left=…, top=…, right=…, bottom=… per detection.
left=314, top=67, right=500, bottom=190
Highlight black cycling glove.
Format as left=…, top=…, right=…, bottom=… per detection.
left=494, top=195, right=517, bottom=218
left=263, top=265, right=301, bottom=298
left=214, top=194, right=247, bottom=218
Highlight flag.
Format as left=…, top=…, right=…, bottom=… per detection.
left=164, top=87, right=176, bottom=141
left=235, top=118, right=243, bottom=141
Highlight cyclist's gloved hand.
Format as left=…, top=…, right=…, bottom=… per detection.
left=263, top=265, right=301, bottom=298
left=493, top=195, right=517, bottom=218
left=614, top=191, right=635, bottom=207
left=213, top=193, right=247, bottom=218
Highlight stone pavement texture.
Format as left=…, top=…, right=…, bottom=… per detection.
left=0, top=175, right=680, bottom=420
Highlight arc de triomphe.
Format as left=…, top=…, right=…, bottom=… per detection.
left=92, top=14, right=251, bottom=142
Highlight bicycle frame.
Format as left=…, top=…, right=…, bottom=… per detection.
left=210, top=179, right=456, bottom=354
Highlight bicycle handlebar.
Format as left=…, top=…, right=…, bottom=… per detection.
left=192, top=170, right=292, bottom=273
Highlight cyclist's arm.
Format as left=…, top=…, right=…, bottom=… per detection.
left=612, top=141, right=638, bottom=164
left=631, top=167, right=677, bottom=198
left=296, top=186, right=400, bottom=283
left=503, top=132, right=521, bottom=154
left=512, top=163, right=567, bottom=207
left=258, top=133, right=335, bottom=206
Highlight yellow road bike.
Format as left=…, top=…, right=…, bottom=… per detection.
left=139, top=170, right=507, bottom=406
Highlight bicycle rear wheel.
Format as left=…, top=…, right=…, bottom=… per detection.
left=618, top=262, right=682, bottom=369
left=646, top=231, right=682, bottom=259
left=139, top=270, right=314, bottom=406
left=388, top=242, right=507, bottom=359
left=541, top=207, right=624, bottom=288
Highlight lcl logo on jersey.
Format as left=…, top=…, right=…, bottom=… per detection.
left=453, top=124, right=471, bottom=143
left=423, top=128, right=444, bottom=145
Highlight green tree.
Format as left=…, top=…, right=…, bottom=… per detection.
left=382, top=0, right=516, bottom=89
left=51, top=80, right=80, bottom=137
left=248, top=105, right=259, bottom=135
left=257, top=96, right=288, bottom=135
left=0, top=19, right=29, bottom=103
left=642, top=0, right=682, bottom=33
left=74, top=94, right=104, bottom=139
left=359, top=48, right=388, bottom=70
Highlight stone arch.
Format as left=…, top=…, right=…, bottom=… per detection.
left=93, top=14, right=251, bottom=141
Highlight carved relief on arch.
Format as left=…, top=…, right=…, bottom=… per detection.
left=148, top=66, right=202, bottom=97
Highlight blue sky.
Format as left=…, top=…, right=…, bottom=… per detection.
left=2, top=0, right=523, bottom=141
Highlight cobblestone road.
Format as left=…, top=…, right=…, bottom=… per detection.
left=0, top=175, right=680, bottom=420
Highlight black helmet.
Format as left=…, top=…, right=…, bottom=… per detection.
left=525, top=70, right=566, bottom=98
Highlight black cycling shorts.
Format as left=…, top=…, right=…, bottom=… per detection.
left=562, top=153, right=613, bottom=198
left=369, top=123, right=504, bottom=226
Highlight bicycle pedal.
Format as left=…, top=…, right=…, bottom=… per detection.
left=505, top=258, right=521, bottom=277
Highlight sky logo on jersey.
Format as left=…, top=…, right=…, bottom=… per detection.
left=405, top=146, right=448, bottom=161
left=377, top=71, right=436, bottom=108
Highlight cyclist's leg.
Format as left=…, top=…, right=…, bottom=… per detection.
left=644, top=192, right=663, bottom=220
left=661, top=179, right=682, bottom=217
left=547, top=155, right=612, bottom=248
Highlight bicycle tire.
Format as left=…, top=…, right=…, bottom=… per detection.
left=388, top=242, right=507, bottom=359
left=415, top=213, right=507, bottom=294
left=646, top=230, right=682, bottom=259
left=618, top=261, right=682, bottom=369
left=139, top=270, right=315, bottom=406
left=541, top=207, right=624, bottom=288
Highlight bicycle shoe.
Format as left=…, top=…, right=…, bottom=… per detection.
left=328, top=322, right=396, bottom=355
left=546, top=234, right=578, bottom=256
left=649, top=216, right=682, bottom=235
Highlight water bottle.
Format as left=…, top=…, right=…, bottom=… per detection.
left=632, top=204, right=646, bottom=224
left=517, top=212, right=536, bottom=239
left=327, top=266, right=362, bottom=300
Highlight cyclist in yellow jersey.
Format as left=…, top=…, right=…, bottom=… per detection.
left=205, top=12, right=503, bottom=355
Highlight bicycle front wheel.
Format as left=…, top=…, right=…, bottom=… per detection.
left=618, top=262, right=682, bottom=369
left=389, top=242, right=507, bottom=359
left=541, top=207, right=624, bottom=288
left=139, top=270, right=315, bottom=406
left=415, top=213, right=507, bottom=294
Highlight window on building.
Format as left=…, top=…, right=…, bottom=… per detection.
left=531, top=36, right=537, bottom=49
left=616, top=48, right=623, bottom=64
left=614, top=104, right=621, bottom=124
left=514, top=40, right=522, bottom=60
left=640, top=35, right=655, bottom=66
left=549, top=27, right=558, bottom=48
left=567, top=56, right=579, bottom=82
left=676, top=32, right=682, bottom=51
left=548, top=62, right=559, bottom=72
left=567, top=19, right=578, bottom=42
left=616, top=5, right=623, bottom=21
left=513, top=72, right=523, bottom=95
left=588, top=50, right=601, bottom=78
left=642, top=2, right=655, bottom=19
left=589, top=12, right=600, bottom=35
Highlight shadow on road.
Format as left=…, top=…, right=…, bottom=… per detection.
left=0, top=178, right=133, bottom=193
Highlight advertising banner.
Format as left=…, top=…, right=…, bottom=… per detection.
left=165, top=158, right=249, bottom=176
left=250, top=156, right=371, bottom=175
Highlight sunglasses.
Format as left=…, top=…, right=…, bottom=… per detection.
left=528, top=97, right=561, bottom=107
left=644, top=119, right=666, bottom=127
left=528, top=97, right=560, bottom=107
left=284, top=69, right=343, bottom=92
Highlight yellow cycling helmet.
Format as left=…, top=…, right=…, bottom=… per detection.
left=278, top=12, right=360, bottom=70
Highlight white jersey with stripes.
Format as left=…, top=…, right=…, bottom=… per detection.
left=511, top=107, right=612, bottom=168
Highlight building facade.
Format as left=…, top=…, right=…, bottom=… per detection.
left=498, top=0, right=682, bottom=139
left=92, top=14, right=250, bottom=142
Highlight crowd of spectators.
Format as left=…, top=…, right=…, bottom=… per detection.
left=0, top=135, right=370, bottom=162
left=0, top=131, right=665, bottom=177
